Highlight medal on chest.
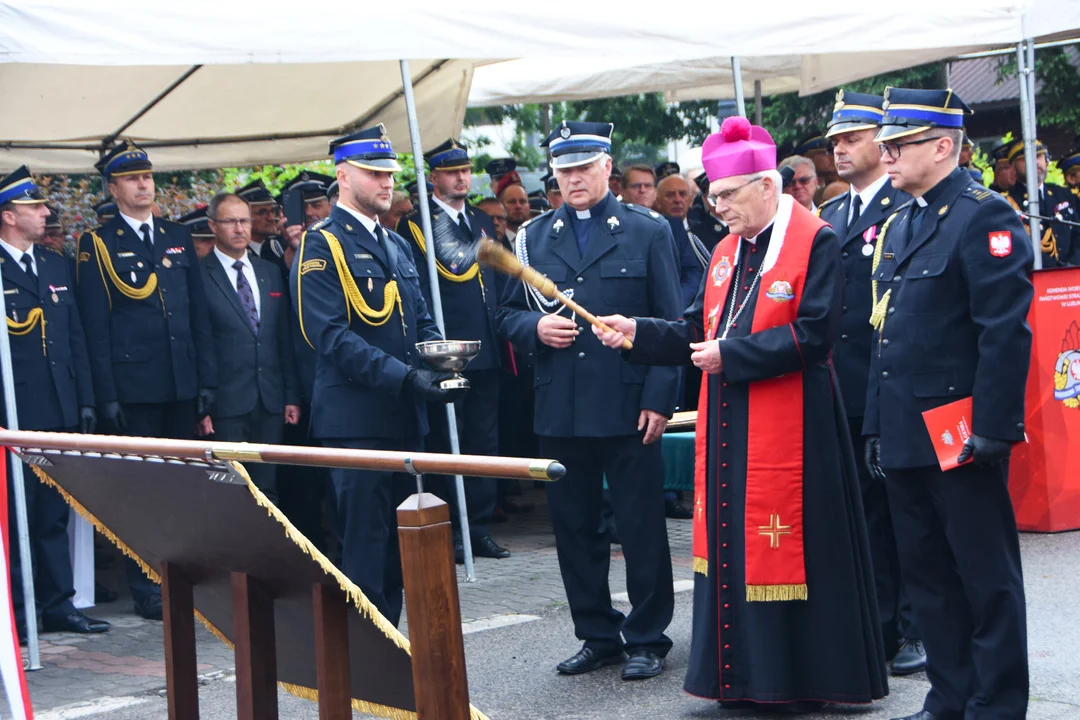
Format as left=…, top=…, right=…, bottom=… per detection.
left=861, top=226, right=877, bottom=257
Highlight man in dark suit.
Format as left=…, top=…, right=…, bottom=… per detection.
left=200, top=192, right=301, bottom=501
left=292, top=124, right=456, bottom=626
left=496, top=121, right=681, bottom=680
left=76, top=142, right=216, bottom=620
left=398, top=138, right=510, bottom=563
left=865, top=88, right=1033, bottom=720
left=815, top=89, right=923, bottom=675
left=1, top=166, right=110, bottom=639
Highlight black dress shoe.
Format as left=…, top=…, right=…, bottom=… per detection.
left=891, top=638, right=927, bottom=676
left=454, top=537, right=465, bottom=565
left=621, top=649, right=664, bottom=680
left=42, top=610, right=111, bottom=634
left=502, top=498, right=534, bottom=514
left=556, top=646, right=626, bottom=675
left=664, top=497, right=694, bottom=519
left=134, top=594, right=163, bottom=621
left=473, top=536, right=510, bottom=559
left=890, top=711, right=943, bottom=720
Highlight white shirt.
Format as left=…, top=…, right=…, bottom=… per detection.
left=249, top=239, right=264, bottom=256
left=0, top=236, right=36, bottom=276
left=848, top=174, right=891, bottom=225
left=336, top=201, right=382, bottom=239
left=432, top=194, right=470, bottom=231
left=119, top=211, right=155, bottom=245
left=214, top=246, right=261, bottom=318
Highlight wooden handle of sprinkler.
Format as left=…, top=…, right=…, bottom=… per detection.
left=499, top=251, right=634, bottom=351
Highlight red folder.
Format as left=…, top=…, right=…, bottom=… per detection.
left=921, top=397, right=974, bottom=472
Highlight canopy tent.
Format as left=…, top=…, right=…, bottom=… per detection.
left=0, top=0, right=1039, bottom=172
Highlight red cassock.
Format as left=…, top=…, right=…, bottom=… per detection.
left=631, top=197, right=888, bottom=705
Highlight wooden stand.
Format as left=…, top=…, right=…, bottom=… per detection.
left=398, top=492, right=471, bottom=720
left=161, top=562, right=199, bottom=720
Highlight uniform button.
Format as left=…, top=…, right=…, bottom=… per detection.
left=842, top=251, right=849, bottom=258
left=723, top=624, right=730, bottom=629
left=392, top=273, right=397, bottom=279
left=731, top=323, right=737, bottom=329
left=722, top=585, right=728, bottom=590
left=722, top=382, right=728, bottom=388
left=893, top=275, right=902, bottom=282
left=578, top=352, right=585, bottom=358
left=170, top=336, right=175, bottom=341
left=881, top=371, right=889, bottom=379
left=722, top=402, right=728, bottom=408
left=922, top=269, right=929, bottom=275
left=742, top=285, right=749, bottom=291
left=620, top=268, right=627, bottom=273
left=167, top=312, right=172, bottom=318
left=1017, top=422, right=1024, bottom=430
left=882, top=339, right=889, bottom=347
left=841, top=334, right=848, bottom=341
left=751, top=247, right=757, bottom=253
left=722, top=543, right=728, bottom=548
left=577, top=276, right=584, bottom=283
left=722, top=523, right=727, bottom=528
left=722, top=502, right=728, bottom=508
left=722, top=442, right=728, bottom=448
left=722, top=463, right=728, bottom=468
left=722, top=564, right=728, bottom=569
left=725, top=684, right=731, bottom=689
left=577, top=326, right=584, bottom=332
left=887, top=307, right=896, bottom=315
left=722, top=422, right=728, bottom=428
left=722, top=483, right=728, bottom=488
left=725, top=664, right=731, bottom=669
left=948, top=386, right=955, bottom=392
left=748, top=267, right=755, bottom=273
left=724, top=644, right=730, bottom=649
left=842, top=305, right=848, bottom=312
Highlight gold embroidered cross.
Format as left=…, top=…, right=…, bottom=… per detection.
left=758, top=513, right=792, bottom=549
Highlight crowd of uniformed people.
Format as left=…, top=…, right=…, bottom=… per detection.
left=1, top=80, right=1063, bottom=718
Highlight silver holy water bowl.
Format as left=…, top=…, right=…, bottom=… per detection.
left=415, top=340, right=482, bottom=390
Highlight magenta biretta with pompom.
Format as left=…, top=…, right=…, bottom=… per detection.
left=701, top=117, right=778, bottom=182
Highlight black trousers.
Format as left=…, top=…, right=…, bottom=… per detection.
left=540, top=434, right=674, bottom=656
left=849, top=416, right=917, bottom=654
left=277, top=404, right=334, bottom=553
left=212, top=405, right=284, bottom=503
left=322, top=437, right=417, bottom=627
left=8, top=429, right=77, bottom=627
left=426, top=370, right=499, bottom=541
left=886, top=462, right=1028, bottom=720
left=120, top=399, right=196, bottom=604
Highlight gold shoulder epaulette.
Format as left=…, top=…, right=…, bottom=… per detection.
left=965, top=186, right=994, bottom=203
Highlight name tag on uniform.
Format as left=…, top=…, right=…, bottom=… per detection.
left=3, top=289, right=17, bottom=295
left=883, top=253, right=895, bottom=261
left=117, top=251, right=136, bottom=258
left=354, top=253, right=373, bottom=260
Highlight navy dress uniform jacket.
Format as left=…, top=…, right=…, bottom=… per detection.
left=76, top=215, right=216, bottom=406
left=397, top=201, right=502, bottom=372
left=496, top=193, right=683, bottom=437
left=292, top=205, right=441, bottom=441
left=1, top=245, right=93, bottom=429
left=863, top=168, right=1034, bottom=469
left=1007, top=181, right=1080, bottom=267
left=816, top=181, right=909, bottom=420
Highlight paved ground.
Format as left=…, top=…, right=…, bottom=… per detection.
left=22, top=486, right=1080, bottom=720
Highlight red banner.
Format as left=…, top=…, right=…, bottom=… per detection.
left=1009, top=268, right=1080, bottom=532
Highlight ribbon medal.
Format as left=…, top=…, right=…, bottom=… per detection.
left=862, top=226, right=877, bottom=257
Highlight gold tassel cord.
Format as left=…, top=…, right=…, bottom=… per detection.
left=320, top=228, right=403, bottom=327
left=869, top=213, right=899, bottom=332
left=746, top=584, right=809, bottom=603
left=407, top=220, right=480, bottom=283
left=29, top=463, right=491, bottom=720
left=91, top=231, right=158, bottom=301
left=7, top=307, right=46, bottom=355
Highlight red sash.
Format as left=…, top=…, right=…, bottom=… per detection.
left=692, top=199, right=822, bottom=602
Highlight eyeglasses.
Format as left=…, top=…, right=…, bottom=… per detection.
left=212, top=218, right=252, bottom=229
left=628, top=182, right=655, bottom=191
left=792, top=175, right=816, bottom=187
left=879, top=135, right=944, bottom=160
left=252, top=207, right=276, bottom=217
left=707, top=176, right=763, bottom=207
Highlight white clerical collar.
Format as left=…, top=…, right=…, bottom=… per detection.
left=915, top=196, right=929, bottom=208
left=336, top=201, right=380, bottom=237
left=745, top=219, right=775, bottom=245
left=575, top=209, right=591, bottom=220
left=851, top=173, right=890, bottom=212
left=120, top=210, right=154, bottom=238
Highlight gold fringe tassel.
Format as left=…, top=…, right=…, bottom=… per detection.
left=30, top=462, right=492, bottom=720
left=693, top=556, right=709, bottom=576
left=745, top=583, right=808, bottom=602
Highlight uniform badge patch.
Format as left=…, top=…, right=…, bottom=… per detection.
left=989, top=231, right=1013, bottom=257
left=300, top=258, right=326, bottom=275
left=78, top=252, right=90, bottom=263
left=712, top=256, right=732, bottom=286
left=765, top=279, right=795, bottom=303
left=607, top=216, right=620, bottom=230
left=553, top=219, right=564, bottom=233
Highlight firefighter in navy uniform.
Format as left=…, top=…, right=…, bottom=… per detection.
left=292, top=124, right=455, bottom=626
left=864, top=88, right=1033, bottom=720
left=0, top=167, right=111, bottom=640
left=496, top=121, right=681, bottom=681
left=397, top=138, right=510, bottom=563
left=1005, top=138, right=1080, bottom=267
left=76, top=142, right=217, bottom=620
left=686, top=171, right=729, bottom=254
left=237, top=180, right=289, bottom=279
left=815, top=90, right=924, bottom=675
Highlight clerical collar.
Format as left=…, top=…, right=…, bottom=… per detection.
left=575, top=209, right=591, bottom=220
left=745, top=220, right=775, bottom=245
left=916, top=167, right=963, bottom=207
left=336, top=201, right=380, bottom=237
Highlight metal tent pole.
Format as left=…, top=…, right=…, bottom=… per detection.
left=753, top=80, right=763, bottom=126
left=732, top=57, right=746, bottom=118
left=0, top=269, right=41, bottom=669
left=398, top=59, right=476, bottom=581
left=1016, top=40, right=1043, bottom=270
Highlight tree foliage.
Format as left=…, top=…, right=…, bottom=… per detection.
left=996, top=46, right=1080, bottom=136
